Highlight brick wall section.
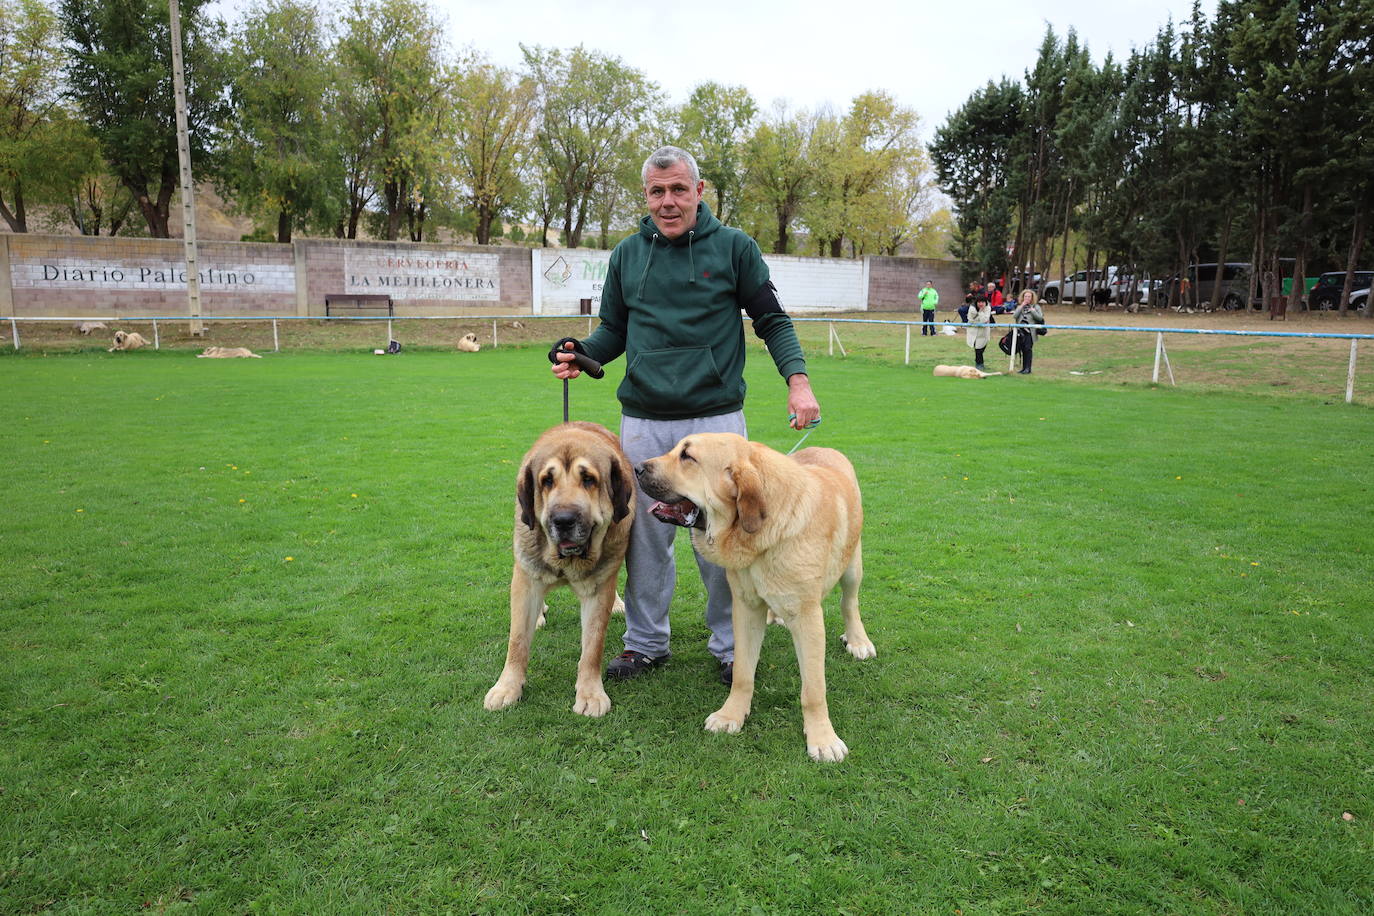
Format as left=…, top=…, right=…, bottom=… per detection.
left=3, top=233, right=965, bottom=318
left=298, top=239, right=532, bottom=316
left=867, top=257, right=967, bottom=317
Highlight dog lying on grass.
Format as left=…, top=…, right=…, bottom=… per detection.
left=933, top=364, right=1002, bottom=379
left=77, top=321, right=108, bottom=335
left=197, top=346, right=262, bottom=359
left=108, top=331, right=148, bottom=352
left=457, top=333, right=481, bottom=352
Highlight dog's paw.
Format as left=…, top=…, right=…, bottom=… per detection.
left=535, top=603, right=548, bottom=629
left=484, top=680, right=523, bottom=711
left=840, top=632, right=877, bottom=660
left=705, top=709, right=744, bottom=734
left=612, top=594, right=625, bottom=615
left=572, top=687, right=611, bottom=718
left=807, top=735, right=849, bottom=763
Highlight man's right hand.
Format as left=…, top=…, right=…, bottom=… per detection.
left=551, top=340, right=580, bottom=379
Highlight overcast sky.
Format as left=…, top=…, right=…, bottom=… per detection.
left=212, top=0, right=1219, bottom=140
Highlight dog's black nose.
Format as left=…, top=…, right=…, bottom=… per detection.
left=550, top=511, right=578, bottom=532
left=634, top=463, right=647, bottom=478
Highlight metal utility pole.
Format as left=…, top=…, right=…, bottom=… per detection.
left=168, top=0, right=203, bottom=335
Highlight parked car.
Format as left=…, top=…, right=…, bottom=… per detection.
left=1165, top=260, right=1291, bottom=311
left=1307, top=271, right=1374, bottom=310
left=1351, top=286, right=1370, bottom=313
left=1042, top=267, right=1151, bottom=305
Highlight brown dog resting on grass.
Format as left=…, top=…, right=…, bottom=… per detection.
left=197, top=346, right=262, bottom=358
left=108, top=330, right=148, bottom=351
left=636, top=432, right=875, bottom=763
left=485, top=421, right=634, bottom=718
left=457, top=333, right=481, bottom=352
left=933, top=364, right=1002, bottom=378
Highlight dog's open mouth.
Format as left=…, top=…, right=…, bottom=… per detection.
left=557, top=539, right=587, bottom=558
left=650, top=499, right=705, bottom=529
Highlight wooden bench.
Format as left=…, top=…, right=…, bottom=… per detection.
left=325, top=293, right=394, bottom=316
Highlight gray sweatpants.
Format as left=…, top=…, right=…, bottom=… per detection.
left=619, top=411, right=748, bottom=662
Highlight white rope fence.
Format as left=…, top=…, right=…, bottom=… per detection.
left=802, top=317, right=1374, bottom=405
left=8, top=313, right=1373, bottom=404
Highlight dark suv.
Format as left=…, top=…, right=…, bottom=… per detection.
left=1307, top=271, right=1373, bottom=310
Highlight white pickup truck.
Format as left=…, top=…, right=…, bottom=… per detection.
left=1042, top=268, right=1152, bottom=305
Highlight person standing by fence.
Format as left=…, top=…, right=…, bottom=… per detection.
left=965, top=295, right=992, bottom=369
left=918, top=280, right=939, bottom=336
left=1011, top=289, right=1044, bottom=374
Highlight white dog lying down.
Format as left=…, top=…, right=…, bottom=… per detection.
left=933, top=364, right=1002, bottom=379
left=197, top=346, right=262, bottom=359
left=108, top=330, right=148, bottom=351
left=77, top=321, right=108, bottom=335
left=457, top=333, right=481, bottom=352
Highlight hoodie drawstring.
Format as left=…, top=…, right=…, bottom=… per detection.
left=637, top=234, right=658, bottom=297
left=687, top=230, right=696, bottom=284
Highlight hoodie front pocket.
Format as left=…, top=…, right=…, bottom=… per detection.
left=623, top=345, right=729, bottom=410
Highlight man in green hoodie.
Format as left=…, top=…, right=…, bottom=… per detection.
left=551, top=145, right=820, bottom=686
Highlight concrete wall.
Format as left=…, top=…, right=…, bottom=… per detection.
left=866, top=256, right=966, bottom=315
left=0, top=233, right=962, bottom=319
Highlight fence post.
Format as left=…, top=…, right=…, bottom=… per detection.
left=387, top=317, right=393, bottom=346
left=1347, top=339, right=1358, bottom=404
left=10, top=317, right=18, bottom=350
left=272, top=318, right=279, bottom=352
left=153, top=319, right=160, bottom=349
left=492, top=319, right=498, bottom=348
left=1008, top=327, right=1017, bottom=373
left=904, top=324, right=910, bottom=366
left=1152, top=332, right=1163, bottom=383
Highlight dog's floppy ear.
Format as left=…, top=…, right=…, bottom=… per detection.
left=517, top=462, right=538, bottom=529
left=609, top=453, right=633, bottom=523
left=730, top=461, right=765, bottom=534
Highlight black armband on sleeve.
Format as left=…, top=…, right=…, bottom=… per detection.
left=743, top=280, right=784, bottom=320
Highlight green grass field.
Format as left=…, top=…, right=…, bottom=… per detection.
left=2, top=346, right=1371, bottom=914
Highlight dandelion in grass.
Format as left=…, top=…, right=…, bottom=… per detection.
left=284, top=556, right=294, bottom=563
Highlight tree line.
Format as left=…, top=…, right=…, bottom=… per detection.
left=0, top=0, right=945, bottom=258
left=931, top=0, right=1373, bottom=314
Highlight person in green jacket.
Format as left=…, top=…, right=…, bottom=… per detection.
left=551, top=145, right=820, bottom=686
left=918, top=280, right=939, bottom=336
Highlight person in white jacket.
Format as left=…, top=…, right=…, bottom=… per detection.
left=965, top=296, right=993, bottom=369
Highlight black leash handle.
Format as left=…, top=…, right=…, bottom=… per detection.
left=551, top=338, right=604, bottom=423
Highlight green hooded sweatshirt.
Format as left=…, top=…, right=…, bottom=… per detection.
left=576, top=201, right=808, bottom=421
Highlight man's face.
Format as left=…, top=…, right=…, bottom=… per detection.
left=644, top=161, right=703, bottom=240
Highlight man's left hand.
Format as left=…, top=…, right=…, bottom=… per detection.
left=786, top=374, right=820, bottom=429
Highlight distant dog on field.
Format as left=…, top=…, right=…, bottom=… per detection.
left=933, top=364, right=1002, bottom=379
left=108, top=330, right=148, bottom=352
left=77, top=321, right=108, bottom=335
left=197, top=346, right=262, bottom=359
left=457, top=333, right=481, bottom=352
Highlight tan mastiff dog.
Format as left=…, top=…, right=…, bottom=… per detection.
left=108, top=330, right=148, bottom=351
left=933, top=364, right=1002, bottom=378
left=636, top=433, right=875, bottom=762
left=485, top=421, right=634, bottom=717
left=197, top=346, right=262, bottom=358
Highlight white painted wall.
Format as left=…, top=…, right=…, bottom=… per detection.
left=530, top=249, right=866, bottom=314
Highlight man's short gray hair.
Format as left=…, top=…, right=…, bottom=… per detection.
left=641, top=146, right=700, bottom=186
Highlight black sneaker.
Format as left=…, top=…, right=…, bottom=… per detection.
left=719, top=660, right=733, bottom=686
left=605, top=649, right=669, bottom=680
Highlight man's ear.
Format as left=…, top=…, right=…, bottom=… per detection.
left=731, top=461, right=765, bottom=534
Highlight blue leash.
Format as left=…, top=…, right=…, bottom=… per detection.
left=785, top=415, right=822, bottom=454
